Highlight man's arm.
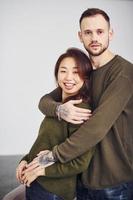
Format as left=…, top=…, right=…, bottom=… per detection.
left=39, top=88, right=91, bottom=124
left=38, top=87, right=61, bottom=116
left=45, top=113, right=95, bottom=177
left=52, top=75, right=133, bottom=163
left=45, top=148, right=95, bottom=178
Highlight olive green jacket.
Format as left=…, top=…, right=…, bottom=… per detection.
left=22, top=103, right=94, bottom=199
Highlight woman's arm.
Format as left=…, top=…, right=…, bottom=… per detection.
left=24, top=104, right=95, bottom=179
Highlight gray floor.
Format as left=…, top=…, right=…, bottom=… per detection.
left=0, top=155, right=23, bottom=199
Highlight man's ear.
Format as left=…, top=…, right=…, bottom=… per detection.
left=109, top=27, right=114, bottom=41
left=78, top=31, right=83, bottom=43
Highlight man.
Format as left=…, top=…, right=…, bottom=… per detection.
left=38, top=8, right=133, bottom=199
left=3, top=8, right=133, bottom=200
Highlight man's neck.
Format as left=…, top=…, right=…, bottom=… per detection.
left=90, top=50, right=115, bottom=70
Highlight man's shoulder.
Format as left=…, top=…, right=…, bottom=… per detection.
left=117, top=55, right=133, bottom=68
left=110, top=55, right=133, bottom=75
left=112, top=56, right=133, bottom=86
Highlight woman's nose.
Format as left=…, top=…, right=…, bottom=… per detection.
left=65, top=72, right=73, bottom=80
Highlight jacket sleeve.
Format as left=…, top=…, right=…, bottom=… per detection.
left=19, top=118, right=46, bottom=163
left=52, top=75, right=133, bottom=163
left=20, top=154, right=30, bottom=162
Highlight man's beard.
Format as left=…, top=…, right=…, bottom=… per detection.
left=84, top=41, right=109, bottom=57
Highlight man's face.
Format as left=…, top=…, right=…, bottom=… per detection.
left=78, top=14, right=113, bottom=56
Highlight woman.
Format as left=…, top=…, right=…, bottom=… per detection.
left=3, top=48, right=94, bottom=200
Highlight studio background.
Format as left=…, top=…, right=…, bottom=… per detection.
left=0, top=0, right=133, bottom=155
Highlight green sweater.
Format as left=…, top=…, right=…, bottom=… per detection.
left=39, top=55, right=133, bottom=189
left=22, top=103, right=94, bottom=200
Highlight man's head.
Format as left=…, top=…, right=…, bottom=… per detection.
left=78, top=8, right=113, bottom=57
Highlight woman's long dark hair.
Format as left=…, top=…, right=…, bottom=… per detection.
left=54, top=48, right=93, bottom=104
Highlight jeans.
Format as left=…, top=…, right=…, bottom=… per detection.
left=26, top=181, right=63, bottom=200
left=77, top=181, right=133, bottom=200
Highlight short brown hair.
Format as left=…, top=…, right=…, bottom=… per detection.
left=79, top=8, right=110, bottom=27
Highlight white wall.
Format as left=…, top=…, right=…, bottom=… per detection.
left=0, top=0, right=133, bottom=155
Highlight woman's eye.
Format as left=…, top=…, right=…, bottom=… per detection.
left=73, top=71, right=78, bottom=74
left=60, top=70, right=66, bottom=73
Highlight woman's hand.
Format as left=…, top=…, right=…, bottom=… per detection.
left=22, top=165, right=45, bottom=187
left=16, top=160, right=27, bottom=183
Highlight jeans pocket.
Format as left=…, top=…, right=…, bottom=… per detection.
left=104, top=183, right=129, bottom=200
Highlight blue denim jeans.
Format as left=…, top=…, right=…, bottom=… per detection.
left=77, top=181, right=133, bottom=200
left=26, top=181, right=63, bottom=200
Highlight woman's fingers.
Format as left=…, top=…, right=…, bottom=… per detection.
left=25, top=162, right=40, bottom=172
left=16, top=161, right=27, bottom=183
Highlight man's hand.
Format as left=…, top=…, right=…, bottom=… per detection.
left=59, top=99, right=92, bottom=124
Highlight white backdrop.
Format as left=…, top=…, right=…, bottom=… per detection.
left=0, top=0, right=133, bottom=155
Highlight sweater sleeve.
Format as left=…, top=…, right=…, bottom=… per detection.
left=52, top=75, right=133, bottom=163
left=45, top=119, right=95, bottom=178
left=45, top=149, right=95, bottom=178
left=19, top=118, right=46, bottom=163
left=38, top=87, right=61, bottom=116
left=20, top=154, right=30, bottom=162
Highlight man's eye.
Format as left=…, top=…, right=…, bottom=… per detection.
left=84, top=31, right=91, bottom=35
left=97, top=30, right=103, bottom=34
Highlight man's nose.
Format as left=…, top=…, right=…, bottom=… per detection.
left=91, top=33, right=98, bottom=41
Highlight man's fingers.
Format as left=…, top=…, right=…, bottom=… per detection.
left=67, top=114, right=92, bottom=124
left=68, top=119, right=84, bottom=124
left=66, top=112, right=92, bottom=123
left=25, top=163, right=39, bottom=172
left=69, top=99, right=82, bottom=105
left=27, top=159, right=38, bottom=168
left=74, top=107, right=91, bottom=114
left=72, top=112, right=92, bottom=118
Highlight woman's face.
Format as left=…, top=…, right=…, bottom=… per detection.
left=57, top=57, right=84, bottom=100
